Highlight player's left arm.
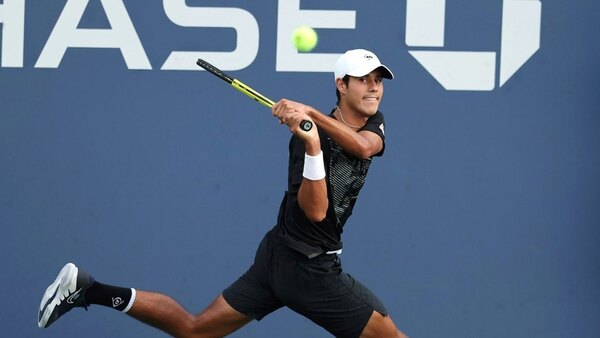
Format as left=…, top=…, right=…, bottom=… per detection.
left=273, top=99, right=383, bottom=160
left=307, top=108, right=383, bottom=160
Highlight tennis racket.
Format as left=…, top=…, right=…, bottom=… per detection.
left=196, top=58, right=313, bottom=132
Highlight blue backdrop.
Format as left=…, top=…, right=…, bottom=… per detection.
left=1, top=1, right=599, bottom=337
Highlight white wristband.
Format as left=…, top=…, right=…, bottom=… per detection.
left=303, top=151, right=326, bottom=180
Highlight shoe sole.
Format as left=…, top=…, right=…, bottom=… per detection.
left=38, top=263, right=78, bottom=328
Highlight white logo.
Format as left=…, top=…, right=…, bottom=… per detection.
left=112, top=297, right=124, bottom=308
left=66, top=289, right=82, bottom=304
left=1, top=0, right=541, bottom=91
left=405, top=0, right=542, bottom=91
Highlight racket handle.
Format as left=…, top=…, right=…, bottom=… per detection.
left=300, top=120, right=313, bottom=132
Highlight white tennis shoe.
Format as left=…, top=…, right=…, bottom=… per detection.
left=38, top=263, right=94, bottom=328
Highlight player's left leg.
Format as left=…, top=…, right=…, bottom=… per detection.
left=127, top=291, right=252, bottom=337
left=37, top=262, right=253, bottom=337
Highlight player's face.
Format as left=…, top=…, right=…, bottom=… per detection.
left=344, top=70, right=384, bottom=117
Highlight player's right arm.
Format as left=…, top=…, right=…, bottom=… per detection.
left=272, top=101, right=329, bottom=222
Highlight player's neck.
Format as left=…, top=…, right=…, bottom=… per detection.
left=335, top=104, right=366, bottom=129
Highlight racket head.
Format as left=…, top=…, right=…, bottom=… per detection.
left=196, top=58, right=234, bottom=84
left=195, top=58, right=312, bottom=132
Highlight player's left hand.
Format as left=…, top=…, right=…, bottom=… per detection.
left=272, top=99, right=313, bottom=131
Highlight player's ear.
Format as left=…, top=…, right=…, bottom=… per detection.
left=336, top=78, right=347, bottom=94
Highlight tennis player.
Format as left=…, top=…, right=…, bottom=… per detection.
left=38, top=49, right=408, bottom=338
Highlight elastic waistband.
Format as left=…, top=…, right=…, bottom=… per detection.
left=268, top=231, right=338, bottom=262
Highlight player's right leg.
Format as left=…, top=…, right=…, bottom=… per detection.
left=38, top=262, right=252, bottom=337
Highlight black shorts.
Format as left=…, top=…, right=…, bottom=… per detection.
left=223, top=229, right=387, bottom=338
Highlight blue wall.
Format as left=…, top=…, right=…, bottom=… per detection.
left=1, top=1, right=599, bottom=337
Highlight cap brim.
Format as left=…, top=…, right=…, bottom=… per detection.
left=347, top=64, right=394, bottom=80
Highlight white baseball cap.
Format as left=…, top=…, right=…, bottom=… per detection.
left=334, top=49, right=394, bottom=80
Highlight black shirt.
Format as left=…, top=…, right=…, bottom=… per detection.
left=275, top=111, right=386, bottom=258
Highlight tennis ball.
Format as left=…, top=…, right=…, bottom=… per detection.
left=291, top=26, right=318, bottom=52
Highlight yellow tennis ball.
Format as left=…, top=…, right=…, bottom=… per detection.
left=291, top=26, right=318, bottom=52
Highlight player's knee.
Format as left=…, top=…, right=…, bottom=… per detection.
left=186, top=316, right=214, bottom=338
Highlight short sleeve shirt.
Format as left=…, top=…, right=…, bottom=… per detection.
left=276, top=110, right=386, bottom=258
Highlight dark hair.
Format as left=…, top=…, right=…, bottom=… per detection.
left=335, top=75, right=350, bottom=104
